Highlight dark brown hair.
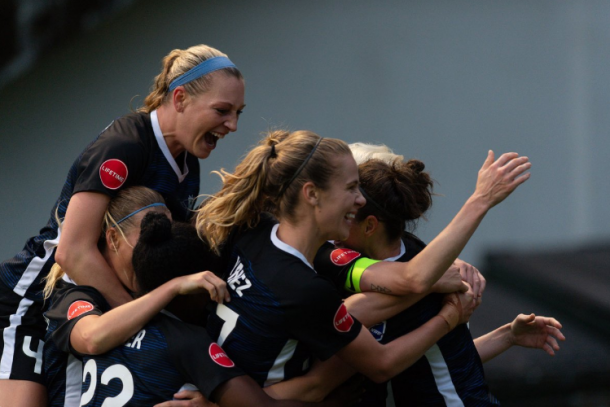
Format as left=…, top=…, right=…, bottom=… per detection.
left=357, top=159, right=434, bottom=241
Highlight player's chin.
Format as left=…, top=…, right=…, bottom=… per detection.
left=333, top=227, right=350, bottom=242
left=193, top=146, right=212, bottom=159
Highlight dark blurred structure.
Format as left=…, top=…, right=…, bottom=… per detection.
left=0, top=0, right=138, bottom=88
left=470, top=243, right=610, bottom=407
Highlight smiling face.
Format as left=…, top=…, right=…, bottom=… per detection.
left=172, top=72, right=245, bottom=159
left=314, top=153, right=366, bottom=242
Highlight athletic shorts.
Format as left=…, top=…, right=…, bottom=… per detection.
left=0, top=281, right=46, bottom=384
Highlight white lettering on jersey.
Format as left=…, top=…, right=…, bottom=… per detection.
left=125, top=329, right=146, bottom=349
left=227, top=257, right=252, bottom=297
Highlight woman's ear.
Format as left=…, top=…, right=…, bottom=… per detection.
left=302, top=181, right=319, bottom=207
left=363, top=215, right=380, bottom=237
left=172, top=87, right=188, bottom=113
left=106, top=228, right=120, bottom=253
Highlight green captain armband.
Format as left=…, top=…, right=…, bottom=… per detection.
left=344, top=258, right=380, bottom=293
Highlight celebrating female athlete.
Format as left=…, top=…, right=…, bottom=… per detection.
left=196, top=129, right=530, bottom=386
left=313, top=142, right=564, bottom=405
left=0, top=44, right=245, bottom=406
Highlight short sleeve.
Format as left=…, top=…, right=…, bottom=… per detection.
left=44, top=285, right=108, bottom=356
left=314, top=243, right=380, bottom=294
left=73, top=116, right=149, bottom=197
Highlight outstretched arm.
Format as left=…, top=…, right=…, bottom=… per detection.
left=357, top=151, right=530, bottom=296
left=474, top=313, right=565, bottom=363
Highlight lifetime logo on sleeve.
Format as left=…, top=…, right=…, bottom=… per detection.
left=209, top=343, right=235, bottom=368
left=333, top=303, right=354, bottom=332
left=99, top=159, right=128, bottom=190
left=67, top=300, right=94, bottom=320
left=330, top=248, right=361, bottom=266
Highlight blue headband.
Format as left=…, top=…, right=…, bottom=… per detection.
left=168, top=56, right=237, bottom=91
left=114, top=203, right=167, bottom=226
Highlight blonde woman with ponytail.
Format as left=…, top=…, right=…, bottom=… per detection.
left=196, top=129, right=530, bottom=395
left=0, top=44, right=244, bottom=406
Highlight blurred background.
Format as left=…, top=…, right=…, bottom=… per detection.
left=0, top=0, right=609, bottom=405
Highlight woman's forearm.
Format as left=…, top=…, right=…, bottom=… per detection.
left=345, top=292, right=426, bottom=327
left=70, top=279, right=181, bottom=355
left=399, top=196, right=489, bottom=293
left=263, top=357, right=355, bottom=402
left=473, top=323, right=512, bottom=363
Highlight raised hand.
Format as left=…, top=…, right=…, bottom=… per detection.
left=474, top=150, right=531, bottom=209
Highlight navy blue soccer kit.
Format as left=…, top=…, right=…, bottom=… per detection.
left=206, top=215, right=362, bottom=387
left=314, top=234, right=500, bottom=406
left=44, top=282, right=244, bottom=406
left=0, top=110, right=199, bottom=382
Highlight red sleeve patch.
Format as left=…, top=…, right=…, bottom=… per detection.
left=330, top=248, right=361, bottom=266
left=209, top=343, right=235, bottom=368
left=333, top=303, right=354, bottom=332
left=67, top=300, right=95, bottom=320
left=99, top=159, right=128, bottom=190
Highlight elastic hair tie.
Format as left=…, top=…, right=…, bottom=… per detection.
left=358, top=186, right=399, bottom=222
left=168, top=56, right=237, bottom=91
left=114, top=203, right=167, bottom=226
left=278, top=137, right=324, bottom=197
left=270, top=144, right=277, bottom=158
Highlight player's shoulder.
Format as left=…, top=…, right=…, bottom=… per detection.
left=50, top=283, right=106, bottom=308
left=95, top=111, right=153, bottom=148
left=45, top=283, right=108, bottom=322
left=315, top=243, right=364, bottom=268
left=239, top=213, right=277, bottom=240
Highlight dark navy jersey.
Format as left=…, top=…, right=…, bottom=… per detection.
left=44, top=282, right=108, bottom=407
left=0, top=111, right=199, bottom=302
left=206, top=215, right=362, bottom=387
left=44, top=283, right=243, bottom=406
left=315, top=234, right=499, bottom=407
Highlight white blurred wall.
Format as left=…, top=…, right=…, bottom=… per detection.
left=1, top=0, right=609, bottom=265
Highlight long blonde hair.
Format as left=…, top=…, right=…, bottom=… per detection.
left=196, top=130, right=351, bottom=254
left=43, top=187, right=168, bottom=299
left=139, top=44, right=243, bottom=113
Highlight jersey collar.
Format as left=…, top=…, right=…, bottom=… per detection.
left=383, top=239, right=406, bottom=262
left=270, top=224, right=315, bottom=271
left=151, top=110, right=189, bottom=183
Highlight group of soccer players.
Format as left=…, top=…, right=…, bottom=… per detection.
left=0, top=44, right=564, bottom=406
